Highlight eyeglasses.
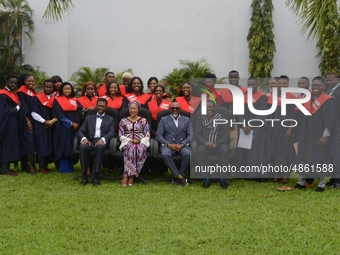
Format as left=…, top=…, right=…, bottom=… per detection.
left=171, top=107, right=180, bottom=110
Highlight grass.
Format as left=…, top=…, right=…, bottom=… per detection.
left=0, top=164, right=339, bottom=254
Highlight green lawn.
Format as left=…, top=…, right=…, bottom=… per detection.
left=0, top=165, right=339, bottom=254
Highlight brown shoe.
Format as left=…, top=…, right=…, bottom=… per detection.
left=128, top=176, right=134, bottom=186
left=28, top=165, right=36, bottom=174
left=40, top=169, right=49, bottom=174
left=281, top=178, right=290, bottom=184
left=121, top=177, right=128, bottom=186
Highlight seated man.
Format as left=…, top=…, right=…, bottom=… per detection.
left=156, top=102, right=191, bottom=187
left=195, top=100, right=230, bottom=189
left=76, top=98, right=115, bottom=186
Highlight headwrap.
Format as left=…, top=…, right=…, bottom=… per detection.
left=128, top=100, right=141, bottom=110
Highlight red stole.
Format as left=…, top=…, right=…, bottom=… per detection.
left=119, top=85, right=127, bottom=96
left=147, top=99, right=171, bottom=120
left=55, top=96, right=78, bottom=111
left=77, top=96, right=98, bottom=109
left=175, top=96, right=201, bottom=114
left=51, top=91, right=59, bottom=98
left=244, top=91, right=265, bottom=104
left=218, top=85, right=247, bottom=104
left=148, top=92, right=170, bottom=101
left=296, top=94, right=332, bottom=114
left=102, top=95, right=123, bottom=110
left=97, top=84, right=107, bottom=97
left=17, top=86, right=36, bottom=97
left=267, top=92, right=296, bottom=106
left=125, top=93, right=151, bottom=105
left=0, top=89, right=19, bottom=105
left=36, top=93, right=54, bottom=108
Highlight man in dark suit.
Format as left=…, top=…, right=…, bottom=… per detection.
left=77, top=98, right=115, bottom=186
left=195, top=100, right=230, bottom=189
left=156, top=102, right=191, bottom=187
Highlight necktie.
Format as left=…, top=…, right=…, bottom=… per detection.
left=97, top=115, right=104, bottom=119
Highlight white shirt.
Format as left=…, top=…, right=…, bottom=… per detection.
left=31, top=94, right=52, bottom=123
left=170, top=114, right=181, bottom=128
left=81, top=113, right=106, bottom=144
left=328, top=83, right=340, bottom=96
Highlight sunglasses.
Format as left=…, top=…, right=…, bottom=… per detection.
left=170, top=107, right=180, bottom=110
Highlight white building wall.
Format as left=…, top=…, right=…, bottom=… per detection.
left=23, top=0, right=320, bottom=85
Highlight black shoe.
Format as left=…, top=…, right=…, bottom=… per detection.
left=202, top=182, right=210, bottom=188
left=93, top=179, right=100, bottom=186
left=294, top=184, right=306, bottom=189
left=220, top=182, right=228, bottom=190
left=315, top=187, right=325, bottom=192
left=177, top=177, right=188, bottom=187
left=80, top=178, right=88, bottom=186
left=330, top=183, right=340, bottom=189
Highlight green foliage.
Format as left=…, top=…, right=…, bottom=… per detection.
left=161, top=59, right=215, bottom=98
left=70, top=66, right=109, bottom=96
left=247, top=0, right=275, bottom=89
left=0, top=0, right=34, bottom=85
left=114, top=68, right=133, bottom=85
left=42, top=0, right=74, bottom=24
left=286, top=0, right=340, bottom=75
left=31, top=66, right=49, bottom=92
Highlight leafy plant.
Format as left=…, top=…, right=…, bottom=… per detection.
left=286, top=0, right=340, bottom=75
left=70, top=66, right=108, bottom=96
left=31, top=66, right=49, bottom=92
left=42, top=0, right=74, bottom=24
left=247, top=0, right=275, bottom=90
left=0, top=0, right=34, bottom=85
left=161, top=59, right=216, bottom=98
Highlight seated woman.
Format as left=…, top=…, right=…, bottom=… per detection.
left=118, top=101, right=150, bottom=186
left=174, top=82, right=201, bottom=114
left=77, top=81, right=98, bottom=116
left=53, top=82, right=82, bottom=174
left=147, top=77, right=170, bottom=101
left=101, top=81, right=123, bottom=111
left=122, top=76, right=151, bottom=109
left=147, top=85, right=171, bottom=137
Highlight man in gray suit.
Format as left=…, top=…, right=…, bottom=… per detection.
left=156, top=102, right=191, bottom=187
left=77, top=98, right=115, bottom=186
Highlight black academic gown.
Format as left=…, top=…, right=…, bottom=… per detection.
left=236, top=93, right=268, bottom=178
left=31, top=96, right=54, bottom=161
left=52, top=98, right=82, bottom=162
left=295, top=98, right=340, bottom=177
left=0, top=93, right=20, bottom=163
left=17, top=90, right=35, bottom=156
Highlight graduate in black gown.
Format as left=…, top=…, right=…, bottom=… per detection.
left=52, top=82, right=82, bottom=173
left=17, top=74, right=37, bottom=174
left=31, top=80, right=56, bottom=174
left=236, top=77, right=268, bottom=180
left=294, top=76, right=340, bottom=192
left=0, top=76, right=20, bottom=176
left=267, top=75, right=296, bottom=183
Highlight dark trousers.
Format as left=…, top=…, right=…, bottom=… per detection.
left=79, top=138, right=107, bottom=174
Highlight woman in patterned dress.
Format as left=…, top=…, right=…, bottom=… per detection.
left=118, top=101, right=150, bottom=186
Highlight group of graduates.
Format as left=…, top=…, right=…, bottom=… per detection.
left=1, top=70, right=340, bottom=192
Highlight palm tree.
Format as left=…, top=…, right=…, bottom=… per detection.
left=0, top=0, right=34, bottom=85
left=285, top=0, right=340, bottom=74
left=70, top=66, right=108, bottom=96
left=42, top=0, right=74, bottom=23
